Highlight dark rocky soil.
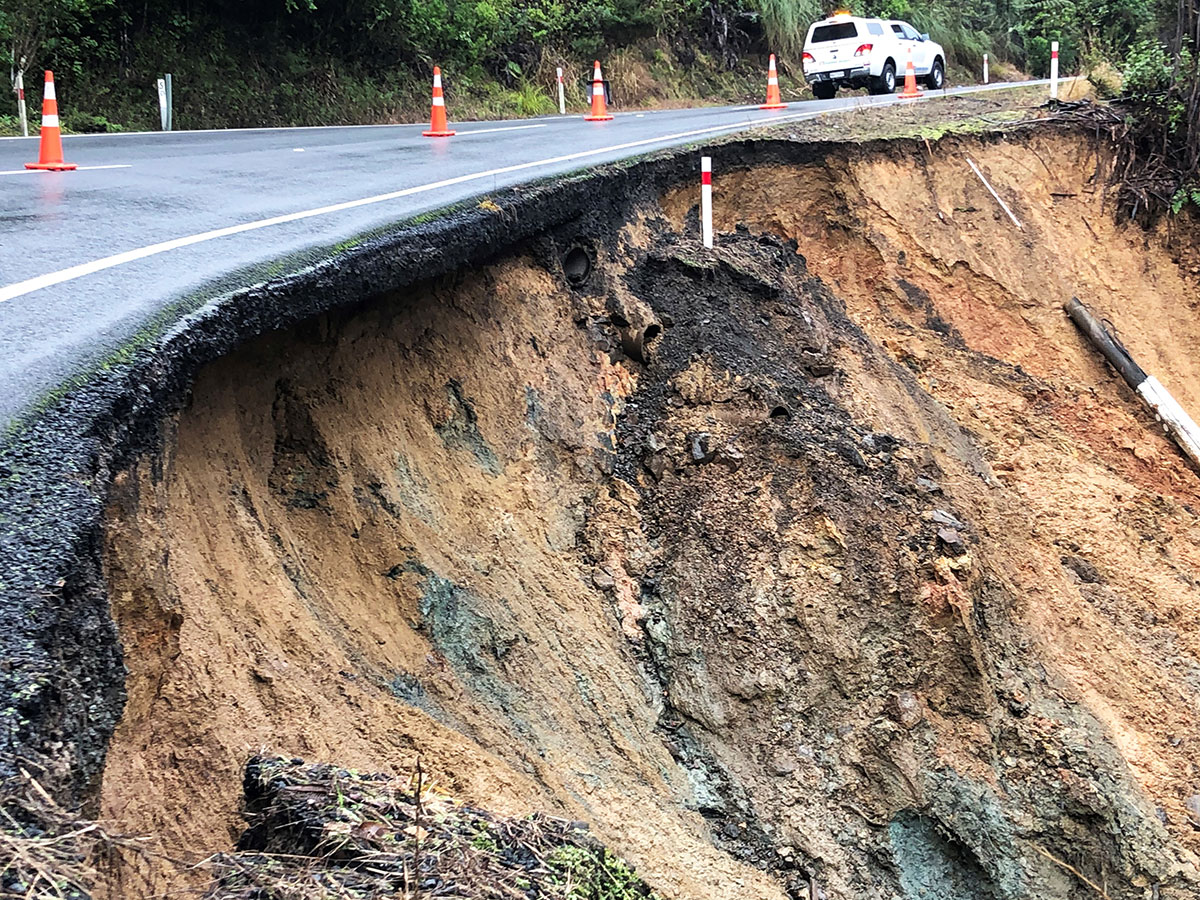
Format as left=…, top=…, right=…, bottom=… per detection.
left=583, top=223, right=1192, bottom=899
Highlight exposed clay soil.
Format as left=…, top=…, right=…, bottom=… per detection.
left=99, top=129, right=1200, bottom=900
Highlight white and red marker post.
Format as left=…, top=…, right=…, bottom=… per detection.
left=1050, top=41, right=1059, bottom=99
left=700, top=156, right=713, bottom=249
left=556, top=67, right=566, bottom=115
left=14, top=60, right=30, bottom=137
left=983, top=54, right=989, bottom=85
left=15, top=65, right=29, bottom=137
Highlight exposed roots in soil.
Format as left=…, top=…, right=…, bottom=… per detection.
left=0, top=764, right=154, bottom=899
left=1040, top=97, right=1200, bottom=222
left=204, top=756, right=662, bottom=900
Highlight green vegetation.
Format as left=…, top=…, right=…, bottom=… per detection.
left=852, top=0, right=1157, bottom=76
left=546, top=844, right=662, bottom=900
left=1103, top=5, right=1200, bottom=219
left=0, top=0, right=1183, bottom=133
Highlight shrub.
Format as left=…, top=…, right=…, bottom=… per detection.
left=60, top=109, right=121, bottom=132
left=1122, top=40, right=1175, bottom=97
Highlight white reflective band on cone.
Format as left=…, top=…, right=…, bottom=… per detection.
left=433, top=75, right=442, bottom=88
left=44, top=81, right=56, bottom=100
left=432, top=96, right=444, bottom=106
left=41, top=114, right=59, bottom=128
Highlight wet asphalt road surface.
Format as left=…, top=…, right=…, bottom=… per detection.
left=0, top=81, right=1049, bottom=430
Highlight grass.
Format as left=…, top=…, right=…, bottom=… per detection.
left=0, top=36, right=852, bottom=137
left=0, top=38, right=773, bottom=136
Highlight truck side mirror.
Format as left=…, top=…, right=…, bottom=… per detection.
left=920, top=33, right=929, bottom=41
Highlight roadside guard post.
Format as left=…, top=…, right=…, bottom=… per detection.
left=157, top=77, right=169, bottom=130
left=983, top=54, right=989, bottom=84
left=1050, top=41, right=1059, bottom=99
left=556, top=67, right=566, bottom=115
left=25, top=71, right=76, bottom=171
left=15, top=63, right=29, bottom=137
left=700, top=156, right=713, bottom=249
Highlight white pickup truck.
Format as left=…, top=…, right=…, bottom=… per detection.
left=801, top=13, right=946, bottom=98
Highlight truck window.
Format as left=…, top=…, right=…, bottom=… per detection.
left=867, top=21, right=884, bottom=35
left=812, top=22, right=858, bottom=42
left=901, top=23, right=920, bottom=39
left=890, top=23, right=904, bottom=34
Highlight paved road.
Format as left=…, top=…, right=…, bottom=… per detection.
left=0, top=81, right=1049, bottom=430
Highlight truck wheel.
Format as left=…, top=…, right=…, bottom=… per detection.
left=812, top=82, right=837, bottom=100
left=925, top=58, right=945, bottom=89
left=869, top=62, right=896, bottom=95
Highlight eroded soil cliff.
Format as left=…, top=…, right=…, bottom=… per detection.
left=100, top=130, right=1200, bottom=899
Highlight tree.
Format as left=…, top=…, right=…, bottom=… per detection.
left=1, top=0, right=103, bottom=85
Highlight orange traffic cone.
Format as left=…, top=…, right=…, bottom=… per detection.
left=25, top=71, right=76, bottom=171
left=760, top=54, right=787, bottom=110
left=584, top=61, right=613, bottom=121
left=898, top=49, right=923, bottom=99
left=423, top=66, right=455, bottom=137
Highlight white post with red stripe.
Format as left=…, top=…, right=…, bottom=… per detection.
left=1050, top=41, right=1059, bottom=99
left=15, top=65, right=29, bottom=137
left=556, top=67, right=566, bottom=115
left=700, top=156, right=713, bottom=249
left=983, top=54, right=989, bottom=85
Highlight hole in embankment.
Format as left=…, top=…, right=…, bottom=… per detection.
left=95, top=131, right=1200, bottom=899
left=619, top=321, right=661, bottom=364
left=562, top=245, right=592, bottom=285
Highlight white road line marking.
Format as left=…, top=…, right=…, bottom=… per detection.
left=0, top=79, right=1066, bottom=142
left=0, top=111, right=823, bottom=305
left=0, top=163, right=133, bottom=176
left=0, top=79, right=1073, bottom=302
left=454, top=124, right=548, bottom=136
left=0, top=121, right=435, bottom=140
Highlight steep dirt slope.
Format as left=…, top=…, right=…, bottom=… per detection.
left=663, top=127, right=1200, bottom=855
left=101, top=248, right=788, bottom=899
left=101, top=130, right=1200, bottom=900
